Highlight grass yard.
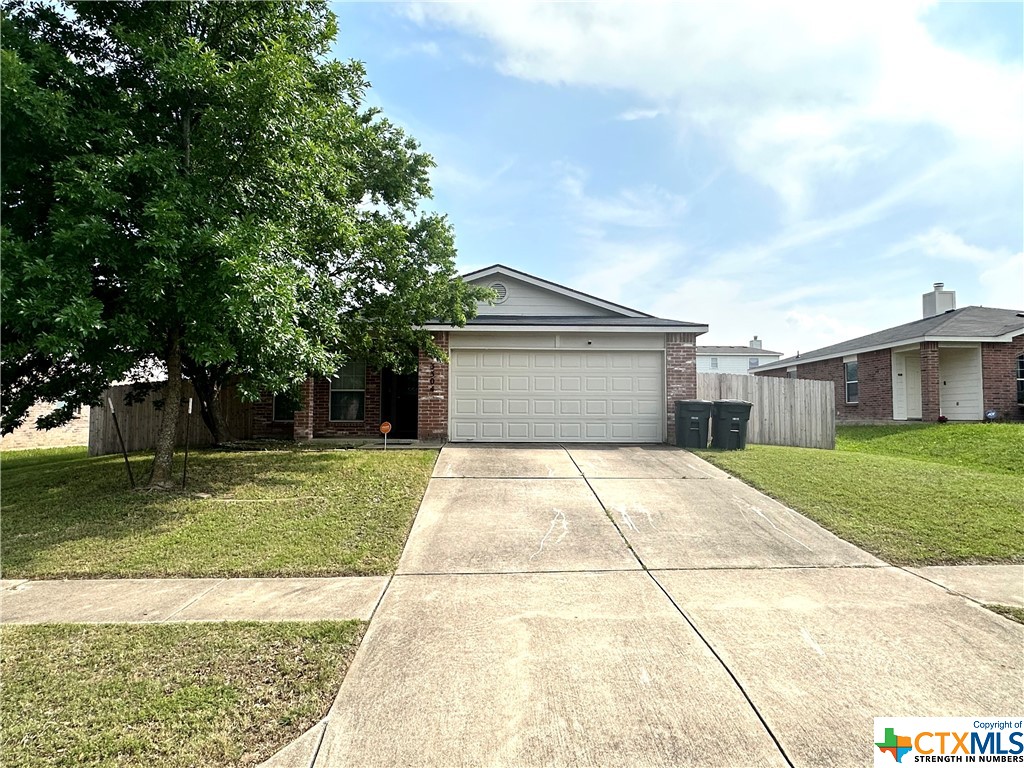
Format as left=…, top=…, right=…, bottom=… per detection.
left=0, top=447, right=436, bottom=579
left=0, top=621, right=363, bottom=768
left=697, top=423, right=1024, bottom=566
left=986, top=605, right=1024, bottom=625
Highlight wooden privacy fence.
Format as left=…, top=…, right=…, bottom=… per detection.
left=696, top=372, right=836, bottom=449
left=89, top=383, right=253, bottom=456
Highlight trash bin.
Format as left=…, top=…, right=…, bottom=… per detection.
left=674, top=400, right=713, bottom=449
left=711, top=400, right=753, bottom=450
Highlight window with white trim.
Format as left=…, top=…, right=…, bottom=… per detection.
left=330, top=361, right=366, bottom=421
left=844, top=362, right=859, bottom=404
left=1017, top=354, right=1024, bottom=404
left=710, top=357, right=718, bottom=370
left=748, top=357, right=759, bottom=369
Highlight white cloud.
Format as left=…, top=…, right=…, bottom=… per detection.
left=978, top=252, right=1024, bottom=310
left=617, top=107, right=664, bottom=121
left=407, top=1, right=1022, bottom=217
left=559, top=166, right=687, bottom=229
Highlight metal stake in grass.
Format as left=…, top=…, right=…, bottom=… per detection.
left=108, top=397, right=135, bottom=488
left=182, top=397, right=193, bottom=489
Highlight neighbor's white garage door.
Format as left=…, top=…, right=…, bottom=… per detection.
left=450, top=350, right=663, bottom=442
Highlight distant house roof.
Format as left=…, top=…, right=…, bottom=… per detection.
left=698, top=345, right=783, bottom=356
left=755, top=306, right=1024, bottom=372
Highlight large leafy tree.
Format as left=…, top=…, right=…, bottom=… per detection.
left=2, top=1, right=486, bottom=485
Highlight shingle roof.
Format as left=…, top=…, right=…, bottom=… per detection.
left=757, top=306, right=1024, bottom=371
left=698, top=345, right=783, bottom=356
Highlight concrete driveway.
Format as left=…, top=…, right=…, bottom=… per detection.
left=310, top=444, right=1023, bottom=768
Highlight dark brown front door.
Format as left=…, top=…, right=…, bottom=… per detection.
left=380, top=369, right=419, bottom=439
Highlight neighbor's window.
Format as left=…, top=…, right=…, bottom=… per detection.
left=710, top=357, right=718, bottom=370
left=330, top=361, right=366, bottom=421
left=273, top=391, right=300, bottom=421
left=748, top=357, right=759, bottom=369
left=1017, top=354, right=1024, bottom=404
left=845, top=362, right=859, bottom=404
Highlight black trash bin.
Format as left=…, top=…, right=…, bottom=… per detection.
left=674, top=400, right=713, bottom=449
left=711, top=400, right=753, bottom=450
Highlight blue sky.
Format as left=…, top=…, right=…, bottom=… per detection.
left=330, top=2, right=1023, bottom=357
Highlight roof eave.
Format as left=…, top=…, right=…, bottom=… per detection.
left=421, top=322, right=709, bottom=335
left=754, top=329, right=1024, bottom=372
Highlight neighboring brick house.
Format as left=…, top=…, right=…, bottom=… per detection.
left=0, top=403, right=89, bottom=450
left=253, top=265, right=708, bottom=443
left=754, top=284, right=1024, bottom=422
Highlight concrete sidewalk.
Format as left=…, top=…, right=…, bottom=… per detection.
left=0, top=576, right=387, bottom=623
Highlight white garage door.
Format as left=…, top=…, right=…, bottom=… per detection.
left=450, top=350, right=663, bottom=442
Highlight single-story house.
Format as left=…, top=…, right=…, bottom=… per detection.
left=753, top=284, right=1024, bottom=422
left=253, top=264, right=708, bottom=443
left=696, top=336, right=782, bottom=374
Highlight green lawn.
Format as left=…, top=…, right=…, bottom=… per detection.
left=0, top=621, right=363, bottom=768
left=0, top=447, right=436, bottom=579
left=697, top=423, right=1024, bottom=566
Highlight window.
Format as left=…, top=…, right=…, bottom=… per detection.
left=710, top=357, right=718, bottom=370
left=273, top=391, right=300, bottom=421
left=748, top=357, right=759, bottom=369
left=845, top=361, right=859, bottom=404
left=330, top=361, right=366, bottom=421
left=1017, top=354, right=1024, bottom=404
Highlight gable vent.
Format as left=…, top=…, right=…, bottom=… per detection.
left=490, top=282, right=508, bottom=304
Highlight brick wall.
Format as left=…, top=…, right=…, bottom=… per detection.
left=919, top=342, right=940, bottom=422
left=311, top=369, right=382, bottom=438
left=0, top=404, right=89, bottom=450
left=755, top=348, right=893, bottom=421
left=418, top=332, right=449, bottom=441
left=665, top=332, right=698, bottom=444
left=982, top=334, right=1024, bottom=421
left=253, top=369, right=385, bottom=441
left=252, top=394, right=293, bottom=439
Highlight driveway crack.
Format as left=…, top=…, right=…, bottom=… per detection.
left=560, top=443, right=796, bottom=768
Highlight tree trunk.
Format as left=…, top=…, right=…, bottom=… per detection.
left=149, top=332, right=183, bottom=488
left=187, top=361, right=234, bottom=445
left=195, top=379, right=233, bottom=445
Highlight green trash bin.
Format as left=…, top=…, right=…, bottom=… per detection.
left=711, top=400, right=753, bottom=450
left=675, top=400, right=713, bottom=448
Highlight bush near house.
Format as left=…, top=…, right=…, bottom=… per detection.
left=698, top=423, right=1024, bottom=565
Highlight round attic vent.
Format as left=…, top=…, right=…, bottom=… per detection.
left=490, top=282, right=508, bottom=304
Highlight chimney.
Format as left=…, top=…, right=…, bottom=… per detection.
left=922, top=282, right=956, bottom=318
left=749, top=335, right=762, bottom=349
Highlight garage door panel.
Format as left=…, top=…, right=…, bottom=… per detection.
left=451, top=350, right=663, bottom=443
left=534, top=377, right=556, bottom=392
left=560, top=400, right=582, bottom=415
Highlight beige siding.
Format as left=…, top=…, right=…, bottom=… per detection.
left=470, top=275, right=620, bottom=317
left=450, top=332, right=665, bottom=350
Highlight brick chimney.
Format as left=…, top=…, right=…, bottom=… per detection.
left=922, top=282, right=956, bottom=318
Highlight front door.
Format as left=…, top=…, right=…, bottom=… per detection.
left=380, top=369, right=419, bottom=439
